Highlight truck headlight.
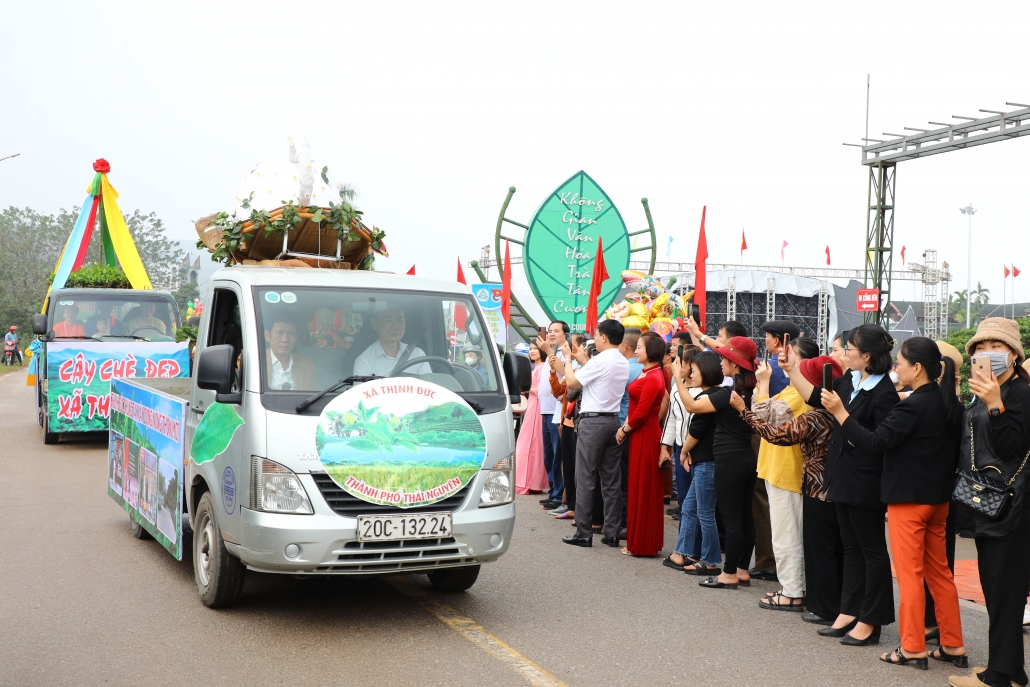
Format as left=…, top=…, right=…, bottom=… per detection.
left=479, top=452, right=514, bottom=507
left=252, top=457, right=314, bottom=514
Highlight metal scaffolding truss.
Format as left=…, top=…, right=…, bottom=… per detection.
left=765, top=278, right=776, bottom=321
left=727, top=277, right=738, bottom=322
left=858, top=104, right=1030, bottom=166
left=817, top=281, right=830, bottom=354
left=844, top=100, right=1030, bottom=327
left=909, top=250, right=941, bottom=340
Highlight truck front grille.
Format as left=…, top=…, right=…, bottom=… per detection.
left=310, top=472, right=473, bottom=517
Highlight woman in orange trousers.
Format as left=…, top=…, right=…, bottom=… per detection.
left=616, top=332, right=668, bottom=557
left=824, top=337, right=967, bottom=670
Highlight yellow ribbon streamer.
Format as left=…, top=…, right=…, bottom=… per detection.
left=100, top=175, right=152, bottom=290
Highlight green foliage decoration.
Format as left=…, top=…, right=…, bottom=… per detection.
left=64, top=263, right=132, bottom=289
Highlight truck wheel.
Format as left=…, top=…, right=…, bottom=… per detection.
left=427, top=565, right=480, bottom=592
left=40, top=407, right=58, bottom=445
left=130, top=515, right=151, bottom=540
left=193, top=491, right=246, bottom=608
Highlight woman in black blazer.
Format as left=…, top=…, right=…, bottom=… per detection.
left=824, top=337, right=966, bottom=671
left=787, top=324, right=899, bottom=646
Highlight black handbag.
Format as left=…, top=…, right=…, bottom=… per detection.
left=952, top=419, right=1030, bottom=520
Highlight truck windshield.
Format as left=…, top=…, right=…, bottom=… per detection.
left=50, top=295, right=179, bottom=341
left=254, top=287, right=502, bottom=397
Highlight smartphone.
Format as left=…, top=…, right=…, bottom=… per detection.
left=782, top=333, right=791, bottom=349
left=970, top=355, right=990, bottom=377
left=689, top=304, right=701, bottom=323
left=822, top=363, right=833, bottom=390
left=677, top=344, right=684, bottom=362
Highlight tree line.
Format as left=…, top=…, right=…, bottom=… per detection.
left=0, top=206, right=180, bottom=336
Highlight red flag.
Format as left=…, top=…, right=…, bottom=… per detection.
left=825, top=245, right=831, bottom=266
left=740, top=230, right=748, bottom=256
left=1015, top=265, right=1022, bottom=277
left=585, top=236, right=610, bottom=336
left=455, top=258, right=468, bottom=330
left=500, top=240, right=512, bottom=326
left=901, top=245, right=906, bottom=265
left=406, top=265, right=416, bottom=275
left=1005, top=265, right=1011, bottom=278
left=780, top=240, right=788, bottom=262
left=695, top=207, right=708, bottom=330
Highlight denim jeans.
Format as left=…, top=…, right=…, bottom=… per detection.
left=673, top=444, right=690, bottom=504
left=540, top=418, right=563, bottom=501
left=676, top=460, right=720, bottom=566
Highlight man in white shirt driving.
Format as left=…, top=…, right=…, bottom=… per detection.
left=265, top=314, right=314, bottom=390
left=353, top=305, right=432, bottom=377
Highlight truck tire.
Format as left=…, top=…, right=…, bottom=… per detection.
left=40, top=406, right=59, bottom=445
left=427, top=565, right=480, bottom=592
left=193, top=491, right=246, bottom=608
left=130, top=515, right=151, bottom=540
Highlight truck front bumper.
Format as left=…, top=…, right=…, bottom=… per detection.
left=232, top=500, right=515, bottom=576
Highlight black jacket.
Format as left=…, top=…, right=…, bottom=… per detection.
left=809, top=372, right=900, bottom=508
left=961, top=374, right=1030, bottom=539
left=838, top=384, right=960, bottom=504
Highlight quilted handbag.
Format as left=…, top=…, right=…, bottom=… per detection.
left=952, top=420, right=1030, bottom=520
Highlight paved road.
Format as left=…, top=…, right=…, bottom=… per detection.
left=0, top=371, right=1003, bottom=686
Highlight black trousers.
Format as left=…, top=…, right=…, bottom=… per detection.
left=803, top=495, right=844, bottom=621
left=925, top=499, right=957, bottom=627
left=714, top=453, right=757, bottom=575
left=560, top=424, right=577, bottom=509
left=975, top=509, right=1030, bottom=687
left=837, top=502, right=895, bottom=626
left=620, top=440, right=630, bottom=527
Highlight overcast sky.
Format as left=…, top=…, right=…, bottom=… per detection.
left=3, top=2, right=1029, bottom=320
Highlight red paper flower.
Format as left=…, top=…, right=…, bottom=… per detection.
left=93, top=158, right=111, bottom=173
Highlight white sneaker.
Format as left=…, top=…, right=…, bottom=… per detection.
left=549, top=504, right=569, bottom=515
left=1023, top=604, right=1029, bottom=626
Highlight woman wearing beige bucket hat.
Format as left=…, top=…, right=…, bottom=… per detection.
left=949, top=318, right=1030, bottom=687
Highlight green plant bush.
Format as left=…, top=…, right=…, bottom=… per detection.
left=63, top=264, right=131, bottom=289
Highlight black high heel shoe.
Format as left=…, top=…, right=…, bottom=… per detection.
left=879, top=646, right=928, bottom=670
left=817, top=618, right=858, bottom=638
left=929, top=647, right=969, bottom=668
left=840, top=625, right=881, bottom=646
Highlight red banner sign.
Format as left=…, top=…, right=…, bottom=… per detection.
left=856, top=288, right=881, bottom=312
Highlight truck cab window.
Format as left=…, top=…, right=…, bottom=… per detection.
left=208, top=289, right=244, bottom=389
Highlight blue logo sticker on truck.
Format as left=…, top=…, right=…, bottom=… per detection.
left=222, top=467, right=236, bottom=514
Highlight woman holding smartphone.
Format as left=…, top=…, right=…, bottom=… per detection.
left=822, top=337, right=966, bottom=671
left=678, top=337, right=759, bottom=588
left=947, top=319, right=1030, bottom=687
left=787, top=324, right=898, bottom=646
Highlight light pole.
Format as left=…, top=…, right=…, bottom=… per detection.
left=0, top=153, right=21, bottom=163
left=960, top=204, right=977, bottom=327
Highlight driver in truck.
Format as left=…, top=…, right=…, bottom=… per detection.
left=125, top=301, right=167, bottom=336
left=353, top=305, right=431, bottom=377
left=264, top=313, right=314, bottom=390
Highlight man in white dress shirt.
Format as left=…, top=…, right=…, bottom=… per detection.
left=353, top=306, right=432, bottom=377
left=560, top=319, right=630, bottom=548
left=265, top=314, right=314, bottom=390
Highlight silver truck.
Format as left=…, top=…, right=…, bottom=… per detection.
left=117, top=267, right=527, bottom=607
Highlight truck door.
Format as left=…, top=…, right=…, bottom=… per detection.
left=188, top=286, right=247, bottom=532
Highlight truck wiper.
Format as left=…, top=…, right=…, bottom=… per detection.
left=295, top=375, right=382, bottom=412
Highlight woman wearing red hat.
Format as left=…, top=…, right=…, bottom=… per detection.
left=822, top=336, right=966, bottom=672
left=788, top=324, right=899, bottom=647
left=680, top=335, right=759, bottom=589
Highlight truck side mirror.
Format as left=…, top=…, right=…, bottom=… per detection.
left=502, top=351, right=531, bottom=404
left=197, top=344, right=242, bottom=404
left=32, top=314, right=48, bottom=336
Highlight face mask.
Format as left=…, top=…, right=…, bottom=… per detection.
left=982, top=351, right=1012, bottom=376
left=465, top=355, right=478, bottom=366
left=889, top=371, right=900, bottom=384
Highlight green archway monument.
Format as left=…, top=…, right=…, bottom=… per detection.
left=471, top=172, right=656, bottom=340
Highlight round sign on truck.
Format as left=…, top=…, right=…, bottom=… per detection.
left=317, top=379, right=487, bottom=510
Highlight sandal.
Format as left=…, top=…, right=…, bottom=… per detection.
left=736, top=578, right=751, bottom=587
left=929, top=646, right=969, bottom=668
left=662, top=555, right=695, bottom=571
left=759, top=593, right=806, bottom=612
left=683, top=561, right=722, bottom=576
left=698, top=576, right=738, bottom=589
left=879, top=646, right=928, bottom=670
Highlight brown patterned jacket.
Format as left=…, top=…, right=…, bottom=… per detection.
left=741, top=405, right=835, bottom=500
